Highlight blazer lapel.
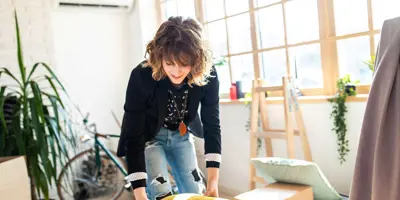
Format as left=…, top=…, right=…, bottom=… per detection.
left=185, top=85, right=202, bottom=124
left=157, top=78, right=169, bottom=128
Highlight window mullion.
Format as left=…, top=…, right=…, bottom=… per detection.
left=281, top=0, right=291, bottom=77
left=194, top=0, right=205, bottom=24
left=367, top=0, right=375, bottom=57
left=248, top=0, right=260, bottom=79
left=222, top=0, right=234, bottom=84
left=156, top=0, right=162, bottom=25
left=318, top=0, right=338, bottom=95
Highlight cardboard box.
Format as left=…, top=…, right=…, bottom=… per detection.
left=0, top=156, right=31, bottom=199
left=233, top=183, right=313, bottom=200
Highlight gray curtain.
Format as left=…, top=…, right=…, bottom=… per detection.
left=350, top=17, right=400, bottom=200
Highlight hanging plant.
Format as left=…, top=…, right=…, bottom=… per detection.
left=328, top=74, right=359, bottom=164
left=244, top=92, right=267, bottom=156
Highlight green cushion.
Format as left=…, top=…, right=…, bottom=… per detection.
left=251, top=157, right=342, bottom=200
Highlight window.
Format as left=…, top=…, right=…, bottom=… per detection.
left=157, top=0, right=399, bottom=98
left=160, top=0, right=196, bottom=21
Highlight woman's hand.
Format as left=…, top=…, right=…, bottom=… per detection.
left=204, top=168, right=219, bottom=197
left=133, top=187, right=148, bottom=200
left=204, top=179, right=219, bottom=197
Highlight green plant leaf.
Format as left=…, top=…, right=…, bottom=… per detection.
left=57, top=106, right=77, bottom=147
left=3, top=88, right=22, bottom=96
left=0, top=87, right=7, bottom=155
left=29, top=109, right=53, bottom=192
left=38, top=62, right=67, bottom=93
left=26, top=144, right=42, bottom=199
left=47, top=134, right=58, bottom=185
left=0, top=86, right=8, bottom=135
left=45, top=75, right=65, bottom=108
left=29, top=81, right=55, bottom=189
left=42, top=105, right=59, bottom=185
left=26, top=62, right=41, bottom=83
left=0, top=68, right=22, bottom=87
left=47, top=117, right=69, bottom=159
left=14, top=10, right=26, bottom=84
left=39, top=167, right=50, bottom=200
left=12, top=106, right=25, bottom=155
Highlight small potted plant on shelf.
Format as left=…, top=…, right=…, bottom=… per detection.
left=328, top=74, right=359, bottom=164
left=364, top=55, right=376, bottom=73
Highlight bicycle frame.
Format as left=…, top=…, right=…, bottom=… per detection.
left=93, top=133, right=128, bottom=177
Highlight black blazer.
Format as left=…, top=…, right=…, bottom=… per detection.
left=117, top=61, right=221, bottom=189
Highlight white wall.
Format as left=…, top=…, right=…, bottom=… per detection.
left=50, top=5, right=134, bottom=199
left=126, top=0, right=158, bottom=68
left=50, top=7, right=133, bottom=151
left=0, top=0, right=55, bottom=84
left=195, top=102, right=365, bottom=195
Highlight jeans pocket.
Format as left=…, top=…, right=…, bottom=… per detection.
left=145, top=140, right=157, bottom=148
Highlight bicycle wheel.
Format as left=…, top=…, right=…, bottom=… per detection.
left=57, top=149, right=126, bottom=200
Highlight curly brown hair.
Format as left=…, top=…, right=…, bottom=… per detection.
left=144, top=16, right=212, bottom=86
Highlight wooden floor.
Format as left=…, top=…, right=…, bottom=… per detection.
left=110, top=189, right=234, bottom=200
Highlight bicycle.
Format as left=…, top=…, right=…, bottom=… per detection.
left=56, top=112, right=207, bottom=200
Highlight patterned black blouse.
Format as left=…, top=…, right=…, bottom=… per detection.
left=163, top=83, right=189, bottom=131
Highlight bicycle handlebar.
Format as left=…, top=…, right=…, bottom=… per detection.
left=81, top=112, right=120, bottom=139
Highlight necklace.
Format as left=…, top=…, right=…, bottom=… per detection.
left=168, top=90, right=189, bottom=136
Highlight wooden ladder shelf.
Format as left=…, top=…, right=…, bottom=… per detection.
left=249, top=77, right=313, bottom=190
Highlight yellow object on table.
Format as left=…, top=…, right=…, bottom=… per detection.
left=162, top=194, right=228, bottom=200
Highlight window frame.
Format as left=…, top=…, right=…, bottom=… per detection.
left=156, top=0, right=381, bottom=98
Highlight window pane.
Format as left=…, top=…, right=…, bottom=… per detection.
left=254, top=0, right=281, bottom=8
left=372, top=0, right=400, bottom=30
left=161, top=0, right=178, bottom=21
left=288, top=44, right=323, bottom=88
left=259, top=49, right=287, bottom=86
left=337, top=36, right=372, bottom=84
left=285, top=0, right=319, bottom=44
left=177, top=0, right=196, bottom=19
left=203, top=0, right=225, bottom=22
left=374, top=33, right=380, bottom=52
left=334, top=0, right=368, bottom=36
left=225, top=0, right=249, bottom=16
left=214, top=62, right=231, bottom=94
left=206, top=20, right=228, bottom=56
left=227, top=13, right=252, bottom=54
left=230, top=53, right=254, bottom=93
left=256, top=4, right=285, bottom=49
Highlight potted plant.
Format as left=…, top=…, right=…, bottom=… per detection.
left=364, top=55, right=376, bottom=73
left=328, top=74, right=359, bottom=164
left=0, top=10, right=78, bottom=200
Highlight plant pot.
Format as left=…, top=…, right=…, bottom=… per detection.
left=345, top=84, right=356, bottom=94
left=235, top=81, right=245, bottom=99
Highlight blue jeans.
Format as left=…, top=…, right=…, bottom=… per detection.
left=144, top=127, right=204, bottom=200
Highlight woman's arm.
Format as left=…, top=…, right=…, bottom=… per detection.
left=200, top=67, right=221, bottom=197
left=200, top=67, right=221, bottom=175
left=122, top=64, right=149, bottom=192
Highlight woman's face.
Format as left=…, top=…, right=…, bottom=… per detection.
left=162, top=59, right=192, bottom=85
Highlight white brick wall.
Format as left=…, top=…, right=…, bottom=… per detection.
left=0, top=0, right=55, bottom=75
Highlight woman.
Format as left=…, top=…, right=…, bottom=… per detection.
left=117, top=16, right=222, bottom=200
